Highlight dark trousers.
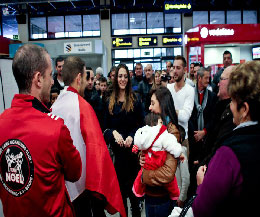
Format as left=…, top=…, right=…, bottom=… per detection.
left=73, top=190, right=106, bottom=217
left=145, top=195, right=175, bottom=217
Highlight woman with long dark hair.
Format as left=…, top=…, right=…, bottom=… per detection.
left=104, top=64, right=144, bottom=217
left=140, top=86, right=187, bottom=217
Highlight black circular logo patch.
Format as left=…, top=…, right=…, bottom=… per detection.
left=0, top=139, right=34, bottom=197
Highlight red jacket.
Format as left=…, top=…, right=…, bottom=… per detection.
left=0, top=94, right=82, bottom=217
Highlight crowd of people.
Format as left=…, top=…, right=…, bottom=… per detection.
left=0, top=44, right=259, bottom=217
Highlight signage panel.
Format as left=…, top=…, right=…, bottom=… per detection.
left=138, top=37, right=157, bottom=47
left=163, top=35, right=183, bottom=45
left=64, top=42, right=92, bottom=54
left=112, top=37, right=132, bottom=48
left=164, top=1, right=192, bottom=13
left=186, top=24, right=260, bottom=46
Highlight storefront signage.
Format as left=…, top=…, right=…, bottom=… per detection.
left=163, top=35, right=183, bottom=45
left=112, top=37, right=132, bottom=48
left=64, top=42, right=92, bottom=54
left=186, top=24, right=260, bottom=46
left=164, top=1, right=192, bottom=13
left=200, top=27, right=234, bottom=39
left=138, top=37, right=157, bottom=47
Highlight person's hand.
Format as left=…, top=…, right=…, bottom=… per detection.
left=124, top=136, right=133, bottom=148
left=193, top=160, right=199, bottom=165
left=113, top=130, right=124, bottom=147
left=194, top=130, right=205, bottom=142
left=139, top=153, right=146, bottom=167
left=179, top=153, right=185, bottom=162
left=177, top=199, right=184, bottom=208
left=196, top=165, right=207, bottom=186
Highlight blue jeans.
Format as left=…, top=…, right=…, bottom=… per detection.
left=145, top=195, right=176, bottom=217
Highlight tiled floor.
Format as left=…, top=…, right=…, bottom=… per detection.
left=0, top=198, right=147, bottom=217
left=106, top=198, right=146, bottom=217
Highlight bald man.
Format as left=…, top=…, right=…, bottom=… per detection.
left=200, top=65, right=237, bottom=165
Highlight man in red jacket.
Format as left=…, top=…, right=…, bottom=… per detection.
left=0, top=44, right=82, bottom=217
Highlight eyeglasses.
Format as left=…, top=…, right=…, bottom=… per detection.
left=220, top=77, right=228, bottom=81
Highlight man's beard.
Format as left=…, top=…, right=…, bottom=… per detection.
left=175, top=75, right=182, bottom=82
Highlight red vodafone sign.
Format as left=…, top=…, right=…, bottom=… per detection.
left=186, top=24, right=260, bottom=45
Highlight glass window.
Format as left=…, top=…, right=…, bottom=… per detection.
left=112, top=13, right=129, bottom=35
left=154, top=48, right=161, bottom=57
left=2, top=14, right=18, bottom=39
left=48, top=16, right=65, bottom=38
left=115, top=49, right=128, bottom=59
left=83, top=14, right=100, bottom=36
left=129, top=13, right=146, bottom=34
left=65, top=15, right=82, bottom=37
left=30, top=17, right=47, bottom=39
left=174, top=47, right=182, bottom=56
left=134, top=49, right=141, bottom=58
left=243, top=10, right=257, bottom=24
left=161, top=48, right=166, bottom=57
left=227, top=11, right=241, bottom=24
left=141, top=48, right=153, bottom=57
left=165, top=13, right=181, bottom=33
left=193, top=11, right=208, bottom=27
left=166, top=48, right=174, bottom=57
left=210, top=11, right=225, bottom=24
left=147, top=12, right=164, bottom=34
left=162, top=60, right=167, bottom=70
left=127, top=49, right=134, bottom=58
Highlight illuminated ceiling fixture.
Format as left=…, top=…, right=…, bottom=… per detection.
left=49, top=2, right=56, bottom=10
left=28, top=3, right=37, bottom=11
left=130, top=17, right=135, bottom=23
left=70, top=0, right=76, bottom=8
left=91, top=0, right=95, bottom=7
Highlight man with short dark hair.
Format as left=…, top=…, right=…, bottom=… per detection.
left=51, top=56, right=126, bottom=217
left=167, top=55, right=194, bottom=142
left=52, top=56, right=65, bottom=91
left=132, top=63, right=143, bottom=91
left=138, top=64, right=154, bottom=114
left=189, top=62, right=195, bottom=80
left=0, top=44, right=82, bottom=217
left=84, top=67, right=104, bottom=129
left=166, top=61, right=173, bottom=73
left=212, top=50, right=233, bottom=94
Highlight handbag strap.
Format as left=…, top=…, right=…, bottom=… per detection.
left=179, top=195, right=197, bottom=217
left=147, top=125, right=167, bottom=153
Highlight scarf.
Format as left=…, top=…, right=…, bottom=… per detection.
left=194, top=85, right=208, bottom=130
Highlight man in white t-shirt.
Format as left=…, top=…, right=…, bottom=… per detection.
left=167, top=55, right=194, bottom=207
left=167, top=55, right=194, bottom=142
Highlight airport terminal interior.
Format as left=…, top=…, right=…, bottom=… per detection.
left=0, top=0, right=260, bottom=217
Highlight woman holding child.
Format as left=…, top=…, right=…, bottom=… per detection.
left=140, top=86, right=184, bottom=217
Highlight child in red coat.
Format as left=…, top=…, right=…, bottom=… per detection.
left=132, top=113, right=183, bottom=200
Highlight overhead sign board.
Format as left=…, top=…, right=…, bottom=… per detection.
left=112, top=37, right=132, bottom=48
left=64, top=42, right=92, bottom=54
left=185, top=24, right=260, bottom=46
left=138, top=37, right=158, bottom=47
left=164, top=1, right=192, bottom=13
left=163, top=35, right=183, bottom=46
